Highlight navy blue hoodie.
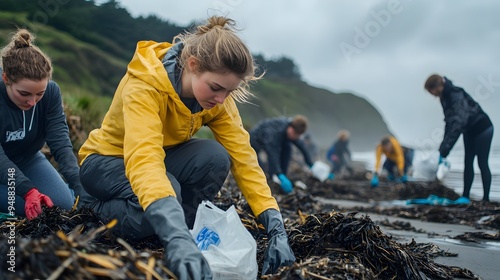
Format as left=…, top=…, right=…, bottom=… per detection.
left=0, top=80, right=82, bottom=197
left=249, top=117, right=313, bottom=175
left=439, top=77, right=492, bottom=157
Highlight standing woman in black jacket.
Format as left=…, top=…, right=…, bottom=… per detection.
left=425, top=74, right=494, bottom=202
left=0, top=29, right=87, bottom=219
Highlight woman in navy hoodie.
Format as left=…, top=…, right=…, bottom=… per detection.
left=0, top=29, right=86, bottom=219
left=425, top=74, right=494, bottom=202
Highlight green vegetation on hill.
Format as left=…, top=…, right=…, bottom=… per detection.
left=0, top=1, right=391, bottom=151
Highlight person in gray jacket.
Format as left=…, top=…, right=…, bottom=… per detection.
left=425, top=74, right=494, bottom=202
left=250, top=115, right=314, bottom=193
left=0, top=29, right=87, bottom=219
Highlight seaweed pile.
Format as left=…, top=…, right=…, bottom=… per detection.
left=1, top=220, right=174, bottom=280
left=285, top=163, right=500, bottom=231
left=269, top=211, right=478, bottom=279
left=304, top=176, right=461, bottom=203
left=0, top=168, right=489, bottom=279
left=11, top=207, right=104, bottom=239
left=452, top=231, right=500, bottom=243
left=346, top=201, right=500, bottom=230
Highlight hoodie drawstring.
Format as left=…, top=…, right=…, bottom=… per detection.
left=22, top=110, right=25, bottom=136
left=22, top=104, right=36, bottom=135
left=29, top=104, right=36, bottom=131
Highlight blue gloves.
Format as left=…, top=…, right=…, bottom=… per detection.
left=278, top=174, right=293, bottom=193
left=437, top=155, right=451, bottom=181
left=370, top=173, right=379, bottom=187
left=390, top=174, right=408, bottom=183
left=439, top=155, right=450, bottom=167
left=327, top=173, right=335, bottom=180
left=401, top=174, right=408, bottom=183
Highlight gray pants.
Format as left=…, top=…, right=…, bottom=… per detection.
left=80, top=139, right=230, bottom=240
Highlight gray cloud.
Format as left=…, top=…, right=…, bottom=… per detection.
left=116, top=0, right=500, bottom=149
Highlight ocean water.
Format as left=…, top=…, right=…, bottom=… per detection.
left=352, top=146, right=500, bottom=202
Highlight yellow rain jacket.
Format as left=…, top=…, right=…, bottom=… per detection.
left=374, top=136, right=405, bottom=176
left=79, top=41, right=279, bottom=216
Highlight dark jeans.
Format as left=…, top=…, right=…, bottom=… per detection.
left=330, top=153, right=353, bottom=175
left=383, top=147, right=415, bottom=178
left=463, top=125, right=494, bottom=201
left=254, top=140, right=292, bottom=176
left=79, top=139, right=230, bottom=239
left=0, top=151, right=74, bottom=216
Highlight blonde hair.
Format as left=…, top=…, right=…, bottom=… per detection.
left=337, top=130, right=350, bottom=141
left=1, top=29, right=52, bottom=83
left=174, top=16, right=261, bottom=103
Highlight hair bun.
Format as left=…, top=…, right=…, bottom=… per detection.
left=14, top=30, right=32, bottom=48
left=196, top=16, right=235, bottom=35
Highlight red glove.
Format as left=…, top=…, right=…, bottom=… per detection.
left=24, top=188, right=54, bottom=220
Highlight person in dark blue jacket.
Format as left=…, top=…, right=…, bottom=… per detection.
left=250, top=115, right=314, bottom=193
left=425, top=74, right=494, bottom=202
left=326, top=129, right=354, bottom=180
left=0, top=29, right=88, bottom=220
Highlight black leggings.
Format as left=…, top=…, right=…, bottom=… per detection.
left=463, top=125, right=494, bottom=201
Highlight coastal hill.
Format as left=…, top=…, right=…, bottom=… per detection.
left=0, top=0, right=391, bottom=151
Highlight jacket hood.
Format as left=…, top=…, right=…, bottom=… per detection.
left=127, top=41, right=172, bottom=92
left=442, top=77, right=454, bottom=95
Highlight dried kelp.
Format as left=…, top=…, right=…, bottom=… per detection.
left=2, top=206, right=104, bottom=239
left=377, top=219, right=426, bottom=233
left=268, top=211, right=479, bottom=279
left=452, top=231, right=500, bottom=243
left=0, top=221, right=174, bottom=280
left=348, top=203, right=500, bottom=230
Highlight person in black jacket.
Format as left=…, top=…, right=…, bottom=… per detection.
left=0, top=29, right=88, bottom=220
left=425, top=74, right=494, bottom=202
left=250, top=115, right=313, bottom=193
left=326, top=130, right=354, bottom=179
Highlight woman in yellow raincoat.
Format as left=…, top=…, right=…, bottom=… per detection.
left=79, top=16, right=295, bottom=279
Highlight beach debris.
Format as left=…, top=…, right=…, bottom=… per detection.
left=477, top=214, right=500, bottom=229
left=7, top=206, right=104, bottom=239
left=452, top=231, right=500, bottom=243
left=377, top=219, right=426, bottom=233
left=0, top=219, right=174, bottom=280
left=347, top=203, right=500, bottom=230
left=0, top=165, right=490, bottom=279
left=267, top=211, right=479, bottom=279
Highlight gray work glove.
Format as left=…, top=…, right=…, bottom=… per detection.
left=144, top=196, right=212, bottom=279
left=259, top=208, right=296, bottom=275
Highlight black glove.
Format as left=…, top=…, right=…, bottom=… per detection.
left=144, top=196, right=212, bottom=279
left=259, top=208, right=296, bottom=275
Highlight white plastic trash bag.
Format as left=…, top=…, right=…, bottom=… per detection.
left=436, top=159, right=451, bottom=181
left=311, top=160, right=330, bottom=182
left=190, top=201, right=257, bottom=280
left=412, top=150, right=439, bottom=181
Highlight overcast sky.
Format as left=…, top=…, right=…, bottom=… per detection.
left=114, top=0, right=500, bottom=149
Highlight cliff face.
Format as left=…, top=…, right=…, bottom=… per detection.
left=238, top=78, right=392, bottom=152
